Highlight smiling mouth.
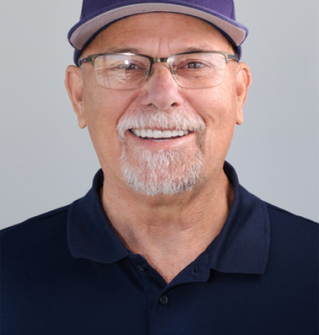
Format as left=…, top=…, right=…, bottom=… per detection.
left=130, top=128, right=191, bottom=141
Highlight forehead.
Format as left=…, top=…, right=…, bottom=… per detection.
left=83, top=12, right=233, bottom=56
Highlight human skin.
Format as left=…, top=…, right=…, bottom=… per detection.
left=65, top=13, right=251, bottom=283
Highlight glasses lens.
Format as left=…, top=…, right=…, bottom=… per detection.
left=94, top=54, right=150, bottom=89
left=170, top=53, right=227, bottom=88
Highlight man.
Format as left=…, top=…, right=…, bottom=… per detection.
left=1, top=0, right=318, bottom=334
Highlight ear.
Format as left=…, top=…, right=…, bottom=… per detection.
left=65, top=65, right=87, bottom=129
left=235, top=62, right=252, bottom=125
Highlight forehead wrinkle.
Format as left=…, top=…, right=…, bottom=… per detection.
left=155, top=31, right=171, bottom=57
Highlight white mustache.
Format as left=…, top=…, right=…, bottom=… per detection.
left=117, top=108, right=206, bottom=142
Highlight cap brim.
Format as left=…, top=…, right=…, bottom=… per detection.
left=69, top=3, right=248, bottom=51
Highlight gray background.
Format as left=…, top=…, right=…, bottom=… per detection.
left=0, top=0, right=318, bottom=229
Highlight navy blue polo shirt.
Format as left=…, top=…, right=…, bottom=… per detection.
left=1, top=162, right=318, bottom=335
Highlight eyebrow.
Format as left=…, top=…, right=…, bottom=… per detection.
left=184, top=46, right=213, bottom=52
left=104, top=47, right=142, bottom=54
left=104, top=45, right=213, bottom=55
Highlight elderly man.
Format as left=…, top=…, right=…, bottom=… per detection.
left=1, top=0, right=318, bottom=334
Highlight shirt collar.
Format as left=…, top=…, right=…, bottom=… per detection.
left=67, top=171, right=129, bottom=264
left=67, top=162, right=270, bottom=274
left=209, top=162, right=270, bottom=274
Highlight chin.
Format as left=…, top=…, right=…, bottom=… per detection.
left=120, top=146, right=203, bottom=196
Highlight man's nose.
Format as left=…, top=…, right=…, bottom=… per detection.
left=139, top=63, right=184, bottom=110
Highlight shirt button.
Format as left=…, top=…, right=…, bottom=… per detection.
left=159, top=295, right=169, bottom=305
left=138, top=265, right=145, bottom=271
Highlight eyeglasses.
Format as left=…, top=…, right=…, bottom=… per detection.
left=79, top=51, right=238, bottom=90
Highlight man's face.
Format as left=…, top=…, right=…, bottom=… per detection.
left=66, top=13, right=250, bottom=196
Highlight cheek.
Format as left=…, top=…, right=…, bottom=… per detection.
left=86, top=96, right=115, bottom=140
left=82, top=89, right=121, bottom=164
left=186, top=87, right=238, bottom=159
left=82, top=87, right=143, bottom=163
left=83, top=86, right=125, bottom=134
left=187, top=86, right=237, bottom=128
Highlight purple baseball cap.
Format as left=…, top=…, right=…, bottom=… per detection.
left=68, top=0, right=248, bottom=65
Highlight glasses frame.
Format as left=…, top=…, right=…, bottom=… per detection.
left=78, top=51, right=239, bottom=89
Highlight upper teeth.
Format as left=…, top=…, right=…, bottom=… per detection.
left=131, top=129, right=189, bottom=138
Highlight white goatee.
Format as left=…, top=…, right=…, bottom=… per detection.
left=117, top=108, right=206, bottom=196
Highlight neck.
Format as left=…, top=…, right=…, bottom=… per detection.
left=101, top=169, right=233, bottom=283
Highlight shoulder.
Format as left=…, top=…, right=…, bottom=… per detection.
left=1, top=205, right=70, bottom=243
left=0, top=204, right=74, bottom=271
left=264, top=202, right=318, bottom=272
left=265, top=201, right=318, bottom=234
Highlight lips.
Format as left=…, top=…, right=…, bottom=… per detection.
left=130, top=128, right=190, bottom=139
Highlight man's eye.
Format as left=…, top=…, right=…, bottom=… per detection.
left=185, top=62, right=205, bottom=69
left=119, top=63, right=139, bottom=70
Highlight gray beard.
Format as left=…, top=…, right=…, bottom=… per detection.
left=120, top=145, right=203, bottom=196
left=117, top=109, right=206, bottom=196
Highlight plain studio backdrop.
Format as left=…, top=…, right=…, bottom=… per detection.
left=0, top=0, right=318, bottom=229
